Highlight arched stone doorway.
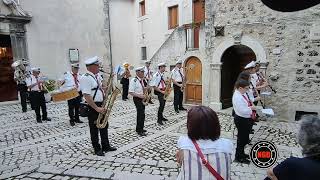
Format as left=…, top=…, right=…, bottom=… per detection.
left=220, top=45, right=256, bottom=109
left=185, top=56, right=202, bottom=104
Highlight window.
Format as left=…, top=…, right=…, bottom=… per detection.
left=139, top=0, right=146, bottom=16
left=141, top=47, right=147, bottom=60
left=168, top=5, right=178, bottom=29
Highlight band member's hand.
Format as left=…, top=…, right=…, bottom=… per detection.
left=38, top=80, right=44, bottom=84
left=250, top=106, right=256, bottom=110
left=255, top=96, right=261, bottom=101
left=161, top=90, right=165, bottom=94
left=95, top=107, right=106, bottom=113
left=139, top=95, right=145, bottom=99
left=176, top=150, right=183, bottom=167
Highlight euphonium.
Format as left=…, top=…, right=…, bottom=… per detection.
left=96, top=71, right=121, bottom=129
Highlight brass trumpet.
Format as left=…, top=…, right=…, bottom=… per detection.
left=163, top=77, right=172, bottom=101
left=142, top=86, right=152, bottom=106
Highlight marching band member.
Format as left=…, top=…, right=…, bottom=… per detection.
left=232, top=79, right=255, bottom=164
left=80, top=56, right=116, bottom=156
left=26, top=67, right=51, bottom=123
left=120, top=62, right=131, bottom=101
left=60, top=64, right=83, bottom=126
left=12, top=59, right=30, bottom=113
left=129, top=67, right=147, bottom=136
left=171, top=59, right=186, bottom=113
left=150, top=62, right=168, bottom=125
left=144, top=60, right=154, bottom=104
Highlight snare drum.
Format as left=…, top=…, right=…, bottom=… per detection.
left=51, top=88, right=79, bottom=102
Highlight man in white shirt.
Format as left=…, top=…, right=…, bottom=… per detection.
left=26, top=67, right=50, bottom=123
left=232, top=79, right=256, bottom=164
left=129, top=67, right=147, bottom=136
left=171, top=60, right=187, bottom=113
left=80, top=56, right=116, bottom=156
left=60, top=64, right=83, bottom=126
left=149, top=62, right=168, bottom=125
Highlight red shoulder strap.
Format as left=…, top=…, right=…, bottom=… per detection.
left=192, top=140, right=224, bottom=180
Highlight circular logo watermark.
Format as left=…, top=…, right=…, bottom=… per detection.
left=250, top=141, right=278, bottom=168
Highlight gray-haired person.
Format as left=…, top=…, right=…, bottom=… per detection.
left=266, top=115, right=320, bottom=180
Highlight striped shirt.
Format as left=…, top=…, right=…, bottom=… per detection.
left=177, top=136, right=233, bottom=180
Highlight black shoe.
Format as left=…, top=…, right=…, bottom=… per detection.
left=74, top=120, right=83, bottom=123
left=234, top=157, right=250, bottom=164
left=137, top=132, right=147, bottom=136
left=43, top=117, right=51, bottom=121
left=179, top=107, right=187, bottom=111
left=95, top=150, right=105, bottom=156
left=162, top=118, right=168, bottom=121
left=70, top=121, right=75, bottom=126
left=37, top=120, right=42, bottom=123
left=103, top=146, right=117, bottom=152
left=157, top=121, right=164, bottom=125
left=142, top=129, right=147, bottom=132
left=253, top=122, right=257, bottom=125
left=175, top=110, right=179, bottom=113
left=250, top=129, right=255, bottom=134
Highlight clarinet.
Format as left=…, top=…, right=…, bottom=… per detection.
left=268, top=85, right=277, bottom=94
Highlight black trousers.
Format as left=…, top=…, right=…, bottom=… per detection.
left=67, top=92, right=82, bottom=122
left=121, top=78, right=129, bottom=100
left=17, top=83, right=28, bottom=112
left=173, top=83, right=183, bottom=110
left=30, top=91, right=47, bottom=121
left=133, top=97, right=145, bottom=132
left=88, top=102, right=110, bottom=153
left=234, top=115, right=251, bottom=159
left=154, top=91, right=166, bottom=121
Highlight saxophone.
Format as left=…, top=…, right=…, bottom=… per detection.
left=142, top=86, right=152, bottom=106
left=96, top=71, right=121, bottom=129
left=163, top=77, right=172, bottom=101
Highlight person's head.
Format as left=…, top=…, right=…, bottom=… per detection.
left=85, top=56, right=101, bottom=75
left=298, top=115, right=320, bottom=157
left=157, top=62, right=166, bottom=73
left=145, top=60, right=151, bottom=67
left=187, top=106, right=221, bottom=141
left=71, top=64, right=80, bottom=74
left=237, top=71, right=251, bottom=82
left=235, top=79, right=250, bottom=94
left=31, top=67, right=40, bottom=76
left=135, top=66, right=145, bottom=78
left=176, top=60, right=182, bottom=68
left=244, top=61, right=256, bottom=74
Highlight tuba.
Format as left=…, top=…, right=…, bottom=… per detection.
left=96, top=70, right=121, bottom=129
left=163, top=77, right=172, bottom=101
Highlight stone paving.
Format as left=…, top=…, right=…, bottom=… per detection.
left=0, top=98, right=302, bottom=180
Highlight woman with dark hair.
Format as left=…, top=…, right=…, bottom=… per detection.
left=266, top=115, right=320, bottom=180
left=232, top=79, right=255, bottom=164
left=176, top=106, right=233, bottom=180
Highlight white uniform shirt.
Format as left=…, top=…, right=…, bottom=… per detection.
left=80, top=71, right=104, bottom=102
left=26, top=75, right=44, bottom=91
left=150, top=71, right=166, bottom=89
left=144, top=66, right=153, bottom=79
left=129, top=77, right=144, bottom=95
left=171, top=67, right=184, bottom=82
left=232, top=89, right=252, bottom=118
left=62, top=71, right=81, bottom=91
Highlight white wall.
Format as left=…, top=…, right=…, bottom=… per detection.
left=109, top=0, right=193, bottom=69
left=21, top=0, right=107, bottom=79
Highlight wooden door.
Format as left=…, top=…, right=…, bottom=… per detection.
left=185, top=57, right=202, bottom=104
left=193, top=0, right=205, bottom=48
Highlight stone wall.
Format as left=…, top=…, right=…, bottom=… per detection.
left=206, top=0, right=320, bottom=121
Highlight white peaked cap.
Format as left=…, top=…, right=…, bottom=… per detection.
left=135, top=66, right=145, bottom=72
left=85, top=56, right=100, bottom=66
left=71, top=63, right=80, bottom=68
left=244, top=61, right=256, bottom=69
left=145, top=60, right=151, bottom=64
left=31, top=67, right=40, bottom=71
left=157, top=62, right=166, bottom=67
left=176, top=59, right=182, bottom=64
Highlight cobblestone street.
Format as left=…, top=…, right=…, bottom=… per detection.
left=0, top=100, right=302, bottom=180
